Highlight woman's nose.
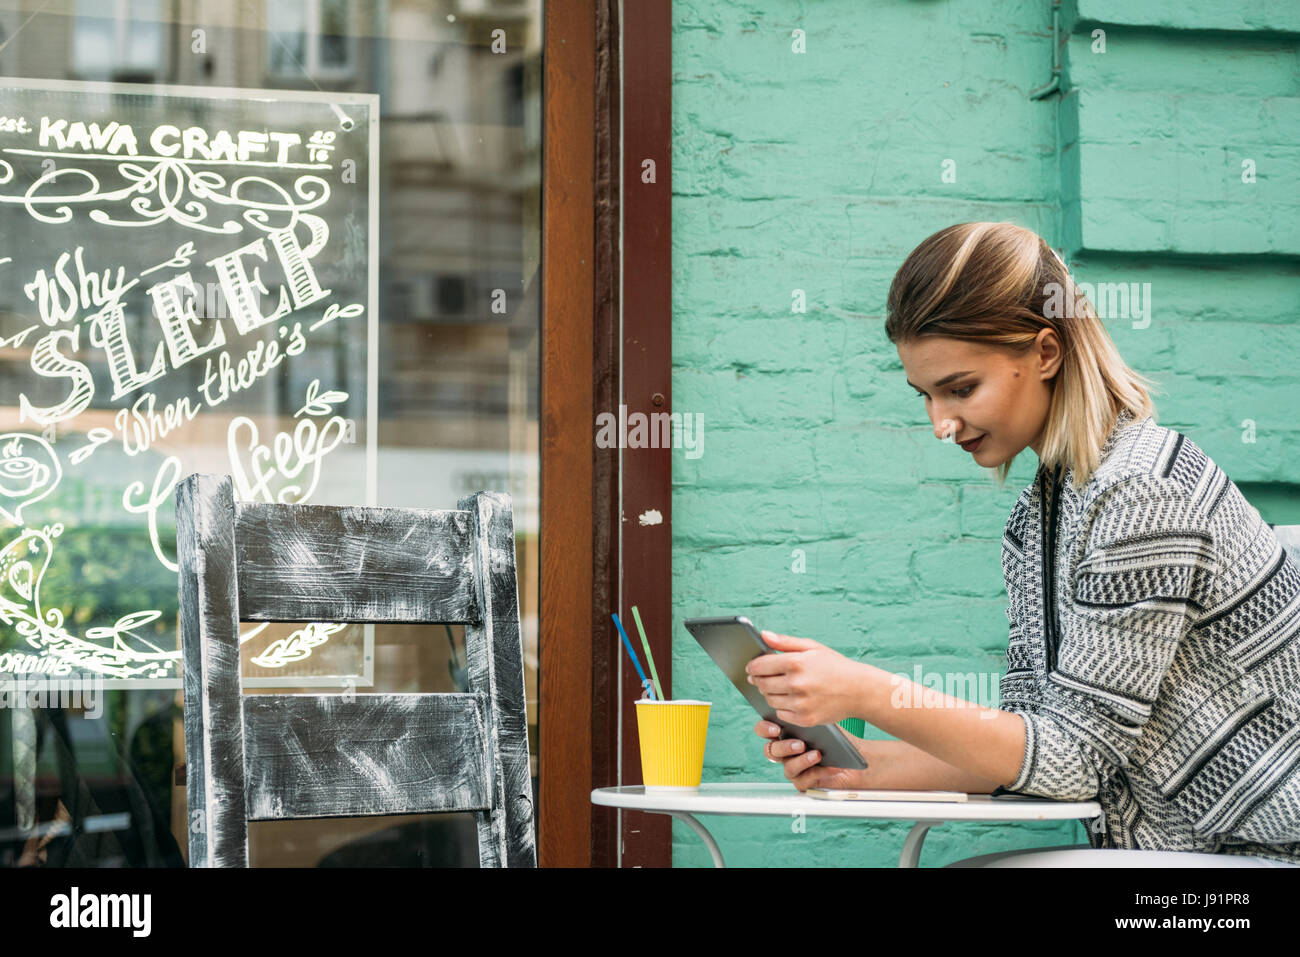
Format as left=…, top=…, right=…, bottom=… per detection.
left=934, top=417, right=960, bottom=442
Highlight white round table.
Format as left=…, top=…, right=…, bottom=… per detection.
left=591, top=783, right=1102, bottom=867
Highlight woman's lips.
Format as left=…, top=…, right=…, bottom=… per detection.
left=959, top=435, right=985, bottom=452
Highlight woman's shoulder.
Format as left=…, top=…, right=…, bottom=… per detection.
left=1005, top=412, right=1233, bottom=545
left=1079, top=412, right=1217, bottom=514
left=1072, top=416, right=1276, bottom=569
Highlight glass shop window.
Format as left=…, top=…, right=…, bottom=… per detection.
left=268, top=0, right=355, bottom=79
left=0, top=0, right=543, bottom=868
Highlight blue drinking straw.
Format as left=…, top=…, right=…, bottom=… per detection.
left=612, top=613, right=655, bottom=700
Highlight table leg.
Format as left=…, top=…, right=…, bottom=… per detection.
left=900, top=820, right=945, bottom=868
left=668, top=812, right=726, bottom=868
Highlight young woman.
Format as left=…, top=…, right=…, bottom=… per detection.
left=748, top=221, right=1300, bottom=862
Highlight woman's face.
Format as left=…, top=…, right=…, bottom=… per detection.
left=896, top=329, right=1062, bottom=466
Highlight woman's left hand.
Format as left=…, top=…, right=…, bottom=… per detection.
left=745, top=630, right=870, bottom=727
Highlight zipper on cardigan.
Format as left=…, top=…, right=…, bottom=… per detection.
left=1043, top=464, right=1108, bottom=847
left=1040, top=464, right=1062, bottom=674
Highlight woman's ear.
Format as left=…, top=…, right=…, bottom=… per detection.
left=1036, top=327, right=1064, bottom=378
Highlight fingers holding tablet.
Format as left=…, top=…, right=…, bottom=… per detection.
left=687, top=616, right=868, bottom=771
left=754, top=718, right=825, bottom=785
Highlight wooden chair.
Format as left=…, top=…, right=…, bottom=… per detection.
left=175, top=474, right=535, bottom=867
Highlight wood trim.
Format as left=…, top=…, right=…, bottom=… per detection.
left=540, top=0, right=671, bottom=868
left=590, top=0, right=622, bottom=870
left=539, top=0, right=599, bottom=867
left=616, top=0, right=676, bottom=868
left=615, top=0, right=673, bottom=869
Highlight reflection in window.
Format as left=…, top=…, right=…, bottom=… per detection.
left=268, top=0, right=354, bottom=78
left=73, top=0, right=163, bottom=81
left=267, top=0, right=309, bottom=75
left=0, top=0, right=543, bottom=869
left=320, top=0, right=349, bottom=69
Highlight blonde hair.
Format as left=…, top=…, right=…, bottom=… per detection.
left=884, top=221, right=1159, bottom=492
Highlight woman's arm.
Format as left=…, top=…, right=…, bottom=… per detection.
left=757, top=721, right=1008, bottom=792
left=866, top=739, right=1006, bottom=793
left=856, top=662, right=1029, bottom=790
left=748, top=631, right=1029, bottom=789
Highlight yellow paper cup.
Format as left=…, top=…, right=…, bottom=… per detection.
left=634, top=699, right=711, bottom=792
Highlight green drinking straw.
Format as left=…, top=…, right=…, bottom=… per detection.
left=630, top=605, right=666, bottom=702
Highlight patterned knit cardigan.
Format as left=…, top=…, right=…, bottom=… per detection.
left=991, top=408, right=1300, bottom=863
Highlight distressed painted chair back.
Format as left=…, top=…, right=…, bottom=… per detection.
left=175, top=474, right=535, bottom=867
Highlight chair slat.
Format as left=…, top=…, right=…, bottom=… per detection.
left=177, top=475, right=251, bottom=866
left=234, top=502, right=481, bottom=623
left=459, top=491, right=537, bottom=866
left=242, top=693, right=492, bottom=820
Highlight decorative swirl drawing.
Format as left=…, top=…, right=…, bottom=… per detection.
left=0, top=154, right=330, bottom=234
left=0, top=526, right=346, bottom=679
left=0, top=523, right=173, bottom=679
left=250, top=622, right=350, bottom=668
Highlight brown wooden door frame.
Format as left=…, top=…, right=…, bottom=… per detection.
left=540, top=0, right=673, bottom=868
left=615, top=0, right=674, bottom=869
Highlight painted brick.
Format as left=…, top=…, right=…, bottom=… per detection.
left=912, top=540, right=1007, bottom=599
left=961, top=483, right=1029, bottom=538
left=1077, top=0, right=1300, bottom=33
left=669, top=0, right=1299, bottom=867
left=1066, top=33, right=1299, bottom=97
left=1168, top=322, right=1300, bottom=380
left=1068, top=32, right=1300, bottom=254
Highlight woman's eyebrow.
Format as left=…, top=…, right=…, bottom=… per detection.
left=906, top=370, right=975, bottom=391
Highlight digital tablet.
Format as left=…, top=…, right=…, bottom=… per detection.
left=807, top=788, right=977, bottom=802
left=683, top=615, right=868, bottom=770
left=806, top=789, right=1037, bottom=802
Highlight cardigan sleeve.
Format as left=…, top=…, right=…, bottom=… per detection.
left=999, top=474, right=1218, bottom=801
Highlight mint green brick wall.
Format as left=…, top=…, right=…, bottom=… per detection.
left=1075, top=0, right=1300, bottom=33
left=670, top=1, right=1299, bottom=867
left=1067, top=36, right=1300, bottom=253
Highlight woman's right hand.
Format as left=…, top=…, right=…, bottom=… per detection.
left=754, top=719, right=874, bottom=792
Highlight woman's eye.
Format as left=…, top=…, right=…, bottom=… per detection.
left=952, top=386, right=974, bottom=398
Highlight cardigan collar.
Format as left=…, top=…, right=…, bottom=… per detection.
left=1035, top=407, right=1142, bottom=495
left=1098, top=407, right=1140, bottom=463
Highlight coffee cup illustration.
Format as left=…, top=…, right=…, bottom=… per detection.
left=0, top=432, right=62, bottom=527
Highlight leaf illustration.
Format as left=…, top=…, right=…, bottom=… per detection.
left=295, top=379, right=348, bottom=418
